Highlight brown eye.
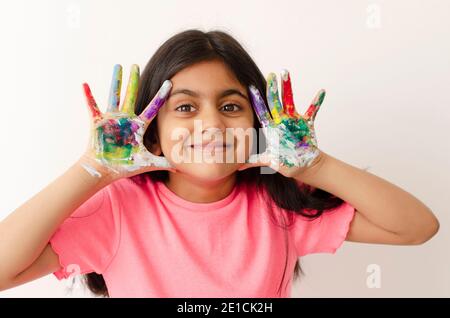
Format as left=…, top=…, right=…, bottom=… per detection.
left=220, top=104, right=242, bottom=112
left=175, top=104, right=196, bottom=112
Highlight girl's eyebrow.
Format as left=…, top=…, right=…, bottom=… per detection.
left=169, top=88, right=249, bottom=101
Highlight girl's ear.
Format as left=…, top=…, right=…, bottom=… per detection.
left=148, top=133, right=162, bottom=156
left=144, top=126, right=163, bottom=156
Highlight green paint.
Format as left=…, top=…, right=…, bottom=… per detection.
left=95, top=117, right=140, bottom=165
left=274, top=117, right=314, bottom=168
left=316, top=91, right=325, bottom=106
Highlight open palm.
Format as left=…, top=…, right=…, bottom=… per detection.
left=240, top=70, right=325, bottom=178
left=82, top=64, right=173, bottom=177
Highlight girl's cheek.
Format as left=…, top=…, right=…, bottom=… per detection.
left=159, top=133, right=189, bottom=164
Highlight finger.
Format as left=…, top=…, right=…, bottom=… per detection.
left=138, top=80, right=172, bottom=124
left=304, top=89, right=326, bottom=122
left=121, top=64, right=140, bottom=115
left=248, top=85, right=272, bottom=127
left=82, top=83, right=101, bottom=121
left=107, top=64, right=123, bottom=112
left=266, top=73, right=283, bottom=124
left=281, top=69, right=300, bottom=118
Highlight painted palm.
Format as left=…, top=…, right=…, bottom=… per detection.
left=83, top=64, right=172, bottom=173
left=248, top=70, right=325, bottom=169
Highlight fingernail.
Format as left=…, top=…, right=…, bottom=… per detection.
left=131, top=64, right=140, bottom=73
left=268, top=73, right=278, bottom=94
left=159, top=80, right=172, bottom=98
left=316, top=90, right=326, bottom=106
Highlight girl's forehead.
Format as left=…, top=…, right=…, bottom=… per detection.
left=170, top=60, right=244, bottom=89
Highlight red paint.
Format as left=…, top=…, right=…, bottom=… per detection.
left=305, top=104, right=317, bottom=120
left=282, top=72, right=296, bottom=116
left=83, top=83, right=101, bottom=119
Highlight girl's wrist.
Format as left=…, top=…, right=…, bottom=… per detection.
left=294, top=150, right=329, bottom=184
left=76, top=154, right=117, bottom=186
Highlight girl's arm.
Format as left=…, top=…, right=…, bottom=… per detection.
left=244, top=71, right=439, bottom=245
left=0, top=65, right=174, bottom=291
left=297, top=151, right=440, bottom=245
left=0, top=158, right=113, bottom=290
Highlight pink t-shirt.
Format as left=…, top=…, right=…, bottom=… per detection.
left=49, top=176, right=355, bottom=297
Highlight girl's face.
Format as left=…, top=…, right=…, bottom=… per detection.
left=156, top=59, right=255, bottom=181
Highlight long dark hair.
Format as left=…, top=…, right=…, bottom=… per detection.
left=83, top=29, right=344, bottom=297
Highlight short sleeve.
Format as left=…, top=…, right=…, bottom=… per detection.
left=48, top=184, right=121, bottom=280
left=292, top=201, right=355, bottom=257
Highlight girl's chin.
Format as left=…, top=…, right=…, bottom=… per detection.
left=171, top=163, right=239, bottom=179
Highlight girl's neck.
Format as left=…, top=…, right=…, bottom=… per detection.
left=165, top=172, right=237, bottom=203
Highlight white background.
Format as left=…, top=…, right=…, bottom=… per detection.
left=0, top=0, right=449, bottom=297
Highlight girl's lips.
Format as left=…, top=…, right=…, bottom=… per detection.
left=187, top=143, right=233, bottom=152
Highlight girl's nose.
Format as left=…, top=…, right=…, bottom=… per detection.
left=199, top=107, right=226, bottom=133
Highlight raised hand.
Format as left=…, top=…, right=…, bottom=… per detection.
left=239, top=69, right=325, bottom=178
left=80, top=64, right=174, bottom=179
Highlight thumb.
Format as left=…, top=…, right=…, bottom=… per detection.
left=133, top=148, right=177, bottom=173
left=238, top=152, right=271, bottom=171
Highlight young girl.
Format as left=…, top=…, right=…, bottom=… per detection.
left=0, top=29, right=439, bottom=298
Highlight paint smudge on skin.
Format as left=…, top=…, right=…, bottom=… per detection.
left=141, top=80, right=172, bottom=121
left=107, top=64, right=122, bottom=112
left=266, top=116, right=319, bottom=168
left=266, top=73, right=282, bottom=124
left=248, top=70, right=324, bottom=169
left=94, top=115, right=141, bottom=165
left=91, top=114, right=172, bottom=172
left=249, top=85, right=271, bottom=126
left=84, top=65, right=173, bottom=173
left=122, top=64, right=140, bottom=115
left=83, top=83, right=101, bottom=120
left=80, top=162, right=102, bottom=178
left=281, top=69, right=297, bottom=117
left=305, top=90, right=325, bottom=121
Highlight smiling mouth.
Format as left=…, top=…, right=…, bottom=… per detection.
left=188, top=144, right=233, bottom=151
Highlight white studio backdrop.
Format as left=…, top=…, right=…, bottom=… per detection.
left=0, top=0, right=449, bottom=297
